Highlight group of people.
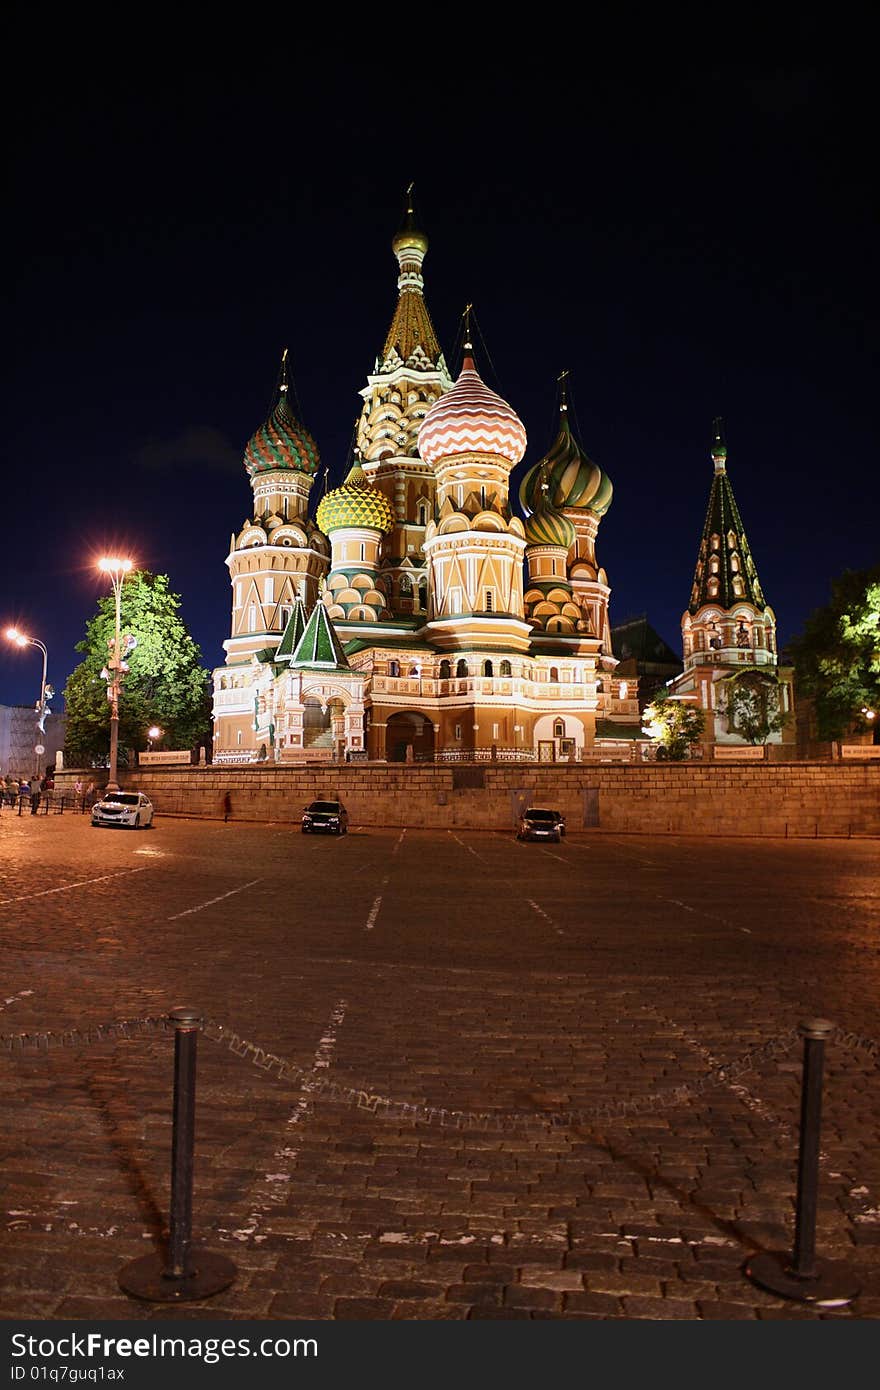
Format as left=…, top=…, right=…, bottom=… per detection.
left=2, top=772, right=53, bottom=812
left=1, top=773, right=96, bottom=814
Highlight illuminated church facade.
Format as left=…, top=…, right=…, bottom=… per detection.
left=211, top=198, right=782, bottom=764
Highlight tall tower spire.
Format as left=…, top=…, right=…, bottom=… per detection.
left=355, top=192, right=453, bottom=622
left=688, top=420, right=765, bottom=616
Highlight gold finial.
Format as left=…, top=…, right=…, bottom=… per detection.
left=279, top=347, right=289, bottom=393
left=406, top=181, right=415, bottom=209
left=463, top=303, right=473, bottom=351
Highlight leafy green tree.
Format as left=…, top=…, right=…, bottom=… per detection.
left=788, top=566, right=880, bottom=742
left=720, top=668, right=788, bottom=744
left=63, top=572, right=212, bottom=767
left=642, top=690, right=706, bottom=760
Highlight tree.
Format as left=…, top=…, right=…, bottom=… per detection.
left=64, top=572, right=212, bottom=767
left=641, top=690, right=706, bottom=760
left=719, top=668, right=788, bottom=744
left=788, top=566, right=880, bottom=742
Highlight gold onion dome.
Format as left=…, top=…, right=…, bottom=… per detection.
left=418, top=351, right=527, bottom=467
left=392, top=191, right=429, bottom=257
left=519, top=401, right=612, bottom=518
left=244, top=386, right=320, bottom=479
left=524, top=498, right=577, bottom=550
left=316, top=462, right=395, bottom=535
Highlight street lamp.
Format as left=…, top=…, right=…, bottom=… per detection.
left=98, top=557, right=134, bottom=791
left=147, top=725, right=162, bottom=751
left=5, top=627, right=49, bottom=775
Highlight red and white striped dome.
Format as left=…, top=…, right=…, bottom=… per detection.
left=417, top=354, right=527, bottom=467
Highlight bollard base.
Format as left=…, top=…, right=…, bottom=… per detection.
left=744, top=1250, right=860, bottom=1307
left=119, top=1250, right=237, bottom=1302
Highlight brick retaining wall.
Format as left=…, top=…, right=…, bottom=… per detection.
left=55, top=761, right=880, bottom=837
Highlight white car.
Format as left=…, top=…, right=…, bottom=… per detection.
left=91, top=790, right=154, bottom=829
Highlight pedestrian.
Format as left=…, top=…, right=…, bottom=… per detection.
left=30, top=777, right=41, bottom=815
left=73, top=778, right=84, bottom=810
left=222, top=790, right=232, bottom=823
left=85, top=780, right=96, bottom=808
left=4, top=774, right=17, bottom=806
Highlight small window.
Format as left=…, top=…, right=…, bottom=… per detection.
left=439, top=659, right=451, bottom=679
left=456, top=659, right=468, bottom=678
left=500, top=660, right=511, bottom=677
left=492, top=723, right=499, bottom=740
left=484, top=591, right=494, bottom=612
left=417, top=501, right=428, bottom=525
left=483, top=660, right=493, bottom=677
left=549, top=667, right=559, bottom=682
left=619, top=681, right=628, bottom=700
left=553, top=719, right=565, bottom=739
left=454, top=723, right=462, bottom=739
left=388, top=660, right=400, bottom=677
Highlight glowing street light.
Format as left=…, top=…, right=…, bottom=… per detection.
left=98, top=557, right=135, bottom=791
left=5, top=626, right=50, bottom=775
left=147, top=725, right=162, bottom=751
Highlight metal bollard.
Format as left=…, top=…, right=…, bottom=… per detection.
left=119, top=1007, right=236, bottom=1302
left=744, top=1019, right=860, bottom=1306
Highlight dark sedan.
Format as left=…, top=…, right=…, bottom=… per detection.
left=517, top=807, right=566, bottom=842
left=301, top=799, right=349, bottom=835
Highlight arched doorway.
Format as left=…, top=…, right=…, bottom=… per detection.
left=386, top=711, right=435, bottom=762
left=303, top=697, right=332, bottom=750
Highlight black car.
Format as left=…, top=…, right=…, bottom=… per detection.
left=301, top=799, right=349, bottom=835
left=517, top=807, right=566, bottom=842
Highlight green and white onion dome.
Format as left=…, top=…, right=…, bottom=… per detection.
left=244, top=387, right=321, bottom=479
left=316, top=463, right=395, bottom=535
left=519, top=411, right=612, bottom=518
left=524, top=501, right=577, bottom=549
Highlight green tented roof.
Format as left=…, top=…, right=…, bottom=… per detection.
left=290, top=602, right=350, bottom=670
left=275, top=598, right=309, bottom=661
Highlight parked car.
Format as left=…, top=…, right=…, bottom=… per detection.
left=517, top=807, right=566, bottom=842
left=91, top=790, right=154, bottom=830
left=301, top=799, right=349, bottom=835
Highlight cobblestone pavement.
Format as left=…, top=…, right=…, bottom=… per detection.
left=1, top=809, right=878, bottom=1321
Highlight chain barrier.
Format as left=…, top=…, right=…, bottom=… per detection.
left=3, top=1014, right=877, bottom=1132
left=0, top=1014, right=170, bottom=1053
left=201, top=1020, right=814, bottom=1132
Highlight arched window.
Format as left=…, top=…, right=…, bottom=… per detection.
left=417, top=501, right=428, bottom=526
left=399, top=575, right=412, bottom=596
left=439, top=659, right=451, bottom=680
left=619, top=681, right=628, bottom=700
left=553, top=719, right=565, bottom=739
left=484, top=591, right=494, bottom=612
left=456, top=659, right=469, bottom=678
left=500, top=660, right=511, bottom=677
left=549, top=667, right=559, bottom=682
left=482, top=660, right=494, bottom=677
left=388, top=660, right=400, bottom=677
left=408, top=665, right=420, bottom=677
left=248, top=604, right=257, bottom=633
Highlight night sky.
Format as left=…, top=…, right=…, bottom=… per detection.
left=4, top=48, right=876, bottom=711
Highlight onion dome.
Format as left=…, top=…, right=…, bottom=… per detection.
left=711, top=416, right=728, bottom=471
left=524, top=500, right=577, bottom=550
left=519, top=389, right=612, bottom=518
left=316, top=461, right=395, bottom=535
left=243, top=357, right=320, bottom=480
left=392, top=185, right=429, bottom=257
left=418, top=350, right=527, bottom=467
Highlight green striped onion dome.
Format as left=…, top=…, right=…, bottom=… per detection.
left=244, top=388, right=321, bottom=479
left=316, top=464, right=395, bottom=535
left=524, top=502, right=576, bottom=549
left=519, top=412, right=612, bottom=518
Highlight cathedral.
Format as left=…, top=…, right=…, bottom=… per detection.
left=211, top=196, right=786, bottom=764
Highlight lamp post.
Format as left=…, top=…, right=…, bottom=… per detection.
left=5, top=627, right=49, bottom=776
left=147, top=726, right=162, bottom=751
left=98, top=557, right=134, bottom=791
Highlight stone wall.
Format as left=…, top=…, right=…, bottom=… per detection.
left=54, top=760, right=880, bottom=838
